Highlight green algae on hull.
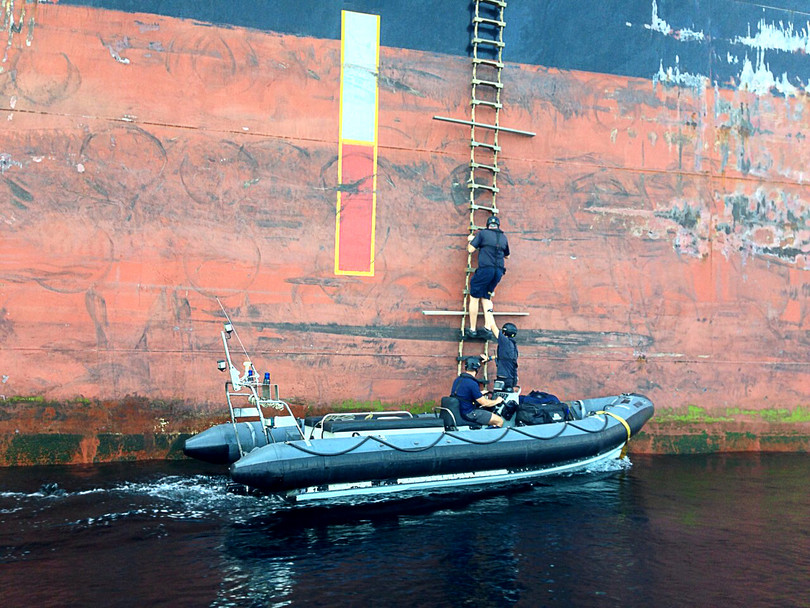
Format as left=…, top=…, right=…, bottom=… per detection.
left=2, top=434, right=84, bottom=466
left=654, top=405, right=810, bottom=425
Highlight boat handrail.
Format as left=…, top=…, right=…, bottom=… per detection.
left=225, top=385, right=306, bottom=450
left=225, top=382, right=270, bottom=456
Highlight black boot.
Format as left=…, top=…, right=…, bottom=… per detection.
left=478, top=328, right=495, bottom=341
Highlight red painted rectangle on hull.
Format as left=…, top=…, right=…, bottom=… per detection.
left=335, top=142, right=376, bottom=275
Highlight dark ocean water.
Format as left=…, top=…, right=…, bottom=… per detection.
left=1, top=453, right=808, bottom=608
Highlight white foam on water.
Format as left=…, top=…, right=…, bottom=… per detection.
left=585, top=455, right=633, bottom=473
left=112, top=474, right=289, bottom=522
left=0, top=471, right=297, bottom=529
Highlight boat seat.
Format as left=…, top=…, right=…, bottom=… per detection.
left=304, top=415, right=325, bottom=428
left=321, top=416, right=445, bottom=434
left=437, top=397, right=481, bottom=431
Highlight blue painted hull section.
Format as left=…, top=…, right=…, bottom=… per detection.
left=59, top=0, right=810, bottom=90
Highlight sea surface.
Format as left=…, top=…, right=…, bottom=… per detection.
left=1, top=453, right=808, bottom=608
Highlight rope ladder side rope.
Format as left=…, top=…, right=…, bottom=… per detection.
left=458, top=0, right=508, bottom=377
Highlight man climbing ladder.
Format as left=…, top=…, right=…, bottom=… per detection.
left=464, top=215, right=510, bottom=340
left=427, top=0, right=533, bottom=378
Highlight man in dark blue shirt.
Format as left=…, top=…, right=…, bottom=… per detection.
left=450, top=357, right=505, bottom=427
left=465, top=216, right=510, bottom=341
left=482, top=310, right=519, bottom=391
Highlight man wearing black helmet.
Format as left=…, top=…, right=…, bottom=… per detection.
left=482, top=308, right=519, bottom=391
left=450, top=356, right=505, bottom=427
left=465, top=215, right=510, bottom=341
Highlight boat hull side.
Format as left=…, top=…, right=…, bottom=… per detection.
left=182, top=421, right=302, bottom=465
left=229, top=402, right=653, bottom=492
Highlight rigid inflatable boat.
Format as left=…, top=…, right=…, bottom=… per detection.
left=184, top=322, right=654, bottom=502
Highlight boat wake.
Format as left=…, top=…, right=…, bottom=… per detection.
left=0, top=457, right=634, bottom=531
left=0, top=471, right=281, bottom=530
left=584, top=454, right=633, bottom=473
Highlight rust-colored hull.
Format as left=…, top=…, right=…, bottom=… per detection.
left=0, top=3, right=809, bottom=464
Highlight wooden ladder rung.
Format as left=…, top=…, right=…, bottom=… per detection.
left=469, top=183, right=499, bottom=193
left=469, top=203, right=499, bottom=213
left=471, top=140, right=501, bottom=151
left=474, top=17, right=506, bottom=27
left=472, top=78, right=503, bottom=89
left=470, top=162, right=500, bottom=172
left=472, top=58, right=504, bottom=69
left=471, top=98, right=503, bottom=109
left=472, top=37, right=506, bottom=48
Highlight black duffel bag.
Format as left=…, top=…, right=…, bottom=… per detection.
left=516, top=391, right=571, bottom=425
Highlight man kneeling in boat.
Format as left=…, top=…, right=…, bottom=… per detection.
left=451, top=357, right=505, bottom=428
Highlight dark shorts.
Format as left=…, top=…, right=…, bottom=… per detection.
left=469, top=266, right=504, bottom=299
left=463, top=409, right=494, bottom=426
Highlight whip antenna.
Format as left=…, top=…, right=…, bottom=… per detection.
left=215, top=296, right=252, bottom=367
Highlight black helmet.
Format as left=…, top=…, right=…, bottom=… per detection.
left=502, top=322, right=518, bottom=337
left=486, top=215, right=500, bottom=228
left=464, top=356, right=481, bottom=372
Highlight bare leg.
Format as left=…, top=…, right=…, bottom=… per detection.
left=483, top=306, right=496, bottom=334
left=482, top=300, right=494, bottom=327
left=468, top=297, right=480, bottom=331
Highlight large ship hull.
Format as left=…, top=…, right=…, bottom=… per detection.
left=1, top=1, right=809, bottom=464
